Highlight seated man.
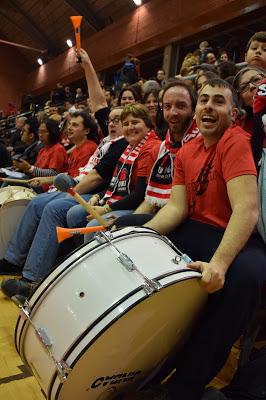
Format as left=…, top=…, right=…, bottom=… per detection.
left=115, top=80, right=199, bottom=228
left=115, top=79, right=266, bottom=400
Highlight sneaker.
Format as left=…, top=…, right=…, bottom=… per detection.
left=0, top=259, right=22, bottom=276
left=1, top=278, right=36, bottom=298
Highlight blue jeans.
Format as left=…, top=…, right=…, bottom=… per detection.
left=66, top=205, right=133, bottom=242
left=5, top=191, right=92, bottom=282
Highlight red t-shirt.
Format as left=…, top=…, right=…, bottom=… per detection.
left=36, top=143, right=68, bottom=172
left=68, top=140, right=97, bottom=177
left=173, top=126, right=257, bottom=229
left=129, top=131, right=161, bottom=190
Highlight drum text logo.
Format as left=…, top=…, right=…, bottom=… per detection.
left=90, top=370, right=141, bottom=389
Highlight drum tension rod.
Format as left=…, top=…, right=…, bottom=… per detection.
left=95, top=232, right=162, bottom=295
left=19, top=300, right=72, bottom=383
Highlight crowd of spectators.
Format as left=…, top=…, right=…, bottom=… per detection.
left=0, top=29, right=265, bottom=400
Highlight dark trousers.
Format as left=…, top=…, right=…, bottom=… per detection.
left=117, top=216, right=266, bottom=400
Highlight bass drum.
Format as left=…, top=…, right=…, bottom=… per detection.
left=15, top=227, right=207, bottom=400
left=0, top=186, right=36, bottom=258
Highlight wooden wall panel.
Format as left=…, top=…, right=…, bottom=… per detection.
left=26, top=0, right=265, bottom=96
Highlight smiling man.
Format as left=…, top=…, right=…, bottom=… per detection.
left=117, top=79, right=266, bottom=400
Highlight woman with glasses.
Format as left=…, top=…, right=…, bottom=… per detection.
left=233, top=66, right=266, bottom=134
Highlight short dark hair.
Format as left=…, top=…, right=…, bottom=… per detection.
left=117, top=87, right=141, bottom=106
left=200, top=78, right=238, bottom=106
left=71, top=111, right=99, bottom=144
left=42, top=118, right=60, bottom=144
left=143, top=89, right=160, bottom=104
left=246, top=31, right=266, bottom=51
left=25, top=117, right=39, bottom=139
left=105, top=88, right=115, bottom=98
left=217, top=61, right=237, bottom=80
left=162, top=80, right=197, bottom=111
left=120, top=104, right=153, bottom=129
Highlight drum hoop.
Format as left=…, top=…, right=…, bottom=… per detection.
left=48, top=274, right=200, bottom=400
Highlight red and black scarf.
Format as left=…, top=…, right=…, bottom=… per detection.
left=145, top=120, right=199, bottom=207
left=102, top=132, right=151, bottom=204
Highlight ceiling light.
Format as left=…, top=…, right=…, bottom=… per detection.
left=37, top=58, right=43, bottom=65
left=66, top=39, right=73, bottom=48
left=133, top=0, right=142, bottom=5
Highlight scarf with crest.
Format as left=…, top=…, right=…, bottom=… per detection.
left=101, top=132, right=151, bottom=204
left=145, top=120, right=199, bottom=207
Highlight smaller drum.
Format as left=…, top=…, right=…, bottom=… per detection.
left=0, top=186, right=36, bottom=258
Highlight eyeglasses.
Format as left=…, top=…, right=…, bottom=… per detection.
left=238, top=74, right=265, bottom=94
left=108, top=116, right=121, bottom=125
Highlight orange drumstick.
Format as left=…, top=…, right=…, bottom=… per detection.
left=70, top=16, right=83, bottom=50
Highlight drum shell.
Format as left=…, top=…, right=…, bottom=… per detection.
left=15, top=227, right=207, bottom=400
left=0, top=186, right=36, bottom=258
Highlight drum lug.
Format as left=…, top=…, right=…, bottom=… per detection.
left=19, top=302, right=72, bottom=382
left=143, top=280, right=162, bottom=295
left=118, top=252, right=135, bottom=271
left=55, top=360, right=72, bottom=383
left=172, top=253, right=192, bottom=265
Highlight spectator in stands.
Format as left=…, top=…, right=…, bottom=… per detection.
left=75, top=87, right=86, bottom=102
left=7, top=116, right=27, bottom=153
left=143, top=89, right=160, bottom=128
left=104, top=88, right=115, bottom=108
left=12, top=118, right=68, bottom=184
left=217, top=61, right=237, bottom=80
left=51, top=83, right=65, bottom=106
left=233, top=66, right=266, bottom=134
left=199, top=41, right=214, bottom=64
left=245, top=31, right=266, bottom=70
left=28, top=112, right=98, bottom=188
left=64, top=86, right=74, bottom=103
left=156, top=69, right=166, bottom=87
left=21, top=93, right=33, bottom=113
left=218, top=49, right=229, bottom=62
left=180, top=53, right=198, bottom=76
left=4, top=103, right=16, bottom=117
left=12, top=121, right=42, bottom=165
left=206, top=52, right=217, bottom=65
left=117, top=87, right=141, bottom=106
left=115, top=54, right=139, bottom=91
left=142, top=80, right=161, bottom=96
left=195, top=71, right=219, bottom=93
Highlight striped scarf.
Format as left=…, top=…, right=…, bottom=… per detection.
left=75, top=135, right=123, bottom=182
left=145, top=121, right=199, bottom=207
left=102, top=132, right=151, bottom=204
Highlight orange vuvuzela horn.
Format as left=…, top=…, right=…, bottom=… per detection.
left=56, top=225, right=105, bottom=243
left=70, top=16, right=83, bottom=49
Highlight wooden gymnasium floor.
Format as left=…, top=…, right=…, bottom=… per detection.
left=0, top=274, right=265, bottom=400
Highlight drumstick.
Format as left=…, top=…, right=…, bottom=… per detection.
left=56, top=226, right=105, bottom=243
left=53, top=174, right=109, bottom=228
left=0, top=177, right=30, bottom=184
left=70, top=16, right=83, bottom=62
